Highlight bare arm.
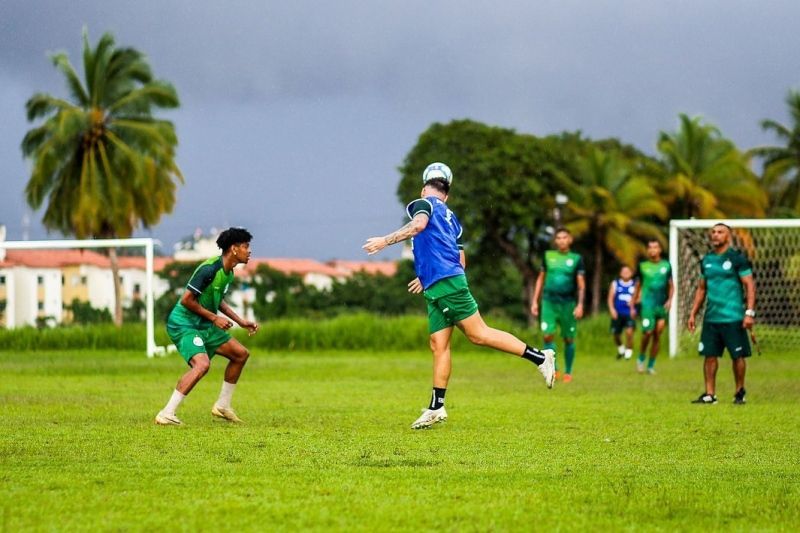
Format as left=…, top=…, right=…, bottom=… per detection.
left=631, top=280, right=641, bottom=306
left=630, top=280, right=641, bottom=317
left=664, top=277, right=675, bottom=311
left=607, top=281, right=617, bottom=318
left=687, top=277, right=706, bottom=333
left=741, top=274, right=756, bottom=329
left=459, top=250, right=466, bottom=269
left=180, top=290, right=232, bottom=330
left=220, top=300, right=259, bottom=336
left=574, top=274, right=586, bottom=318
left=531, top=271, right=545, bottom=316
left=363, top=214, right=429, bottom=255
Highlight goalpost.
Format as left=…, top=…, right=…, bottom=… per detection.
left=0, top=237, right=159, bottom=357
left=669, top=219, right=800, bottom=357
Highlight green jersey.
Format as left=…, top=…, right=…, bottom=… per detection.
left=637, top=259, right=672, bottom=308
left=542, top=250, right=585, bottom=303
left=168, top=256, right=235, bottom=329
left=700, top=248, right=752, bottom=323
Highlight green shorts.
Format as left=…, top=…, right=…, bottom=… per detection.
left=541, top=299, right=577, bottom=338
left=610, top=315, right=636, bottom=334
left=640, top=306, right=668, bottom=332
left=424, top=275, right=479, bottom=334
left=699, top=321, right=751, bottom=359
left=166, top=323, right=231, bottom=365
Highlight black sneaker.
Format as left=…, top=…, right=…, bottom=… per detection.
left=691, top=393, right=718, bottom=404
left=734, top=388, right=746, bottom=405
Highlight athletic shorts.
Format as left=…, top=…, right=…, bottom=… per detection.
left=640, top=306, right=668, bottom=332
left=166, top=323, right=231, bottom=365
left=610, top=315, right=636, bottom=334
left=540, top=299, right=577, bottom=338
left=699, top=321, right=751, bottom=359
left=424, top=275, right=479, bottom=334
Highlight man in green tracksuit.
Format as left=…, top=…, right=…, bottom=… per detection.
left=531, top=228, right=586, bottom=383
left=688, top=223, right=756, bottom=405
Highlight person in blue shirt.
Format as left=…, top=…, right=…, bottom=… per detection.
left=606, top=265, right=636, bottom=360
left=363, top=162, right=555, bottom=429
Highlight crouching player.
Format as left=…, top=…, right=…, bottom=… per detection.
left=155, top=227, right=259, bottom=426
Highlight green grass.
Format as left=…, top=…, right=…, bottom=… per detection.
left=1, top=344, right=799, bottom=531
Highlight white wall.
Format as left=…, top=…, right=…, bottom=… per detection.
left=10, top=267, right=61, bottom=327
left=86, top=266, right=115, bottom=312
left=0, top=268, right=14, bottom=328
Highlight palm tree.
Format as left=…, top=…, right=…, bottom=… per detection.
left=563, top=148, right=668, bottom=314
left=750, top=90, right=800, bottom=216
left=21, top=29, right=182, bottom=325
left=656, top=114, right=766, bottom=219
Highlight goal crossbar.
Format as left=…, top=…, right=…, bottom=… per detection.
left=1, top=238, right=156, bottom=357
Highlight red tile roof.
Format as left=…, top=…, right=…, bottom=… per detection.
left=0, top=250, right=171, bottom=271
left=327, top=259, right=398, bottom=277
left=0, top=250, right=398, bottom=281
left=241, top=258, right=346, bottom=279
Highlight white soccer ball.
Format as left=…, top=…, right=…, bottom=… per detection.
left=422, top=162, right=453, bottom=185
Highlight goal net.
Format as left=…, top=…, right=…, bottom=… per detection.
left=0, top=237, right=160, bottom=357
left=669, top=219, right=800, bottom=357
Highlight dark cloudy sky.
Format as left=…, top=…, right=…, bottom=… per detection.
left=1, top=1, right=798, bottom=259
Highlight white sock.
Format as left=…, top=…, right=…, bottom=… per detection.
left=624, top=348, right=633, bottom=359
left=162, top=389, right=185, bottom=416
left=216, top=381, right=236, bottom=409
left=617, top=345, right=625, bottom=355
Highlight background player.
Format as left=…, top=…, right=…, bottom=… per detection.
left=531, top=228, right=585, bottom=383
left=632, top=239, right=674, bottom=374
left=155, top=227, right=259, bottom=425
left=688, top=223, right=756, bottom=405
left=607, top=265, right=636, bottom=360
left=362, top=162, right=555, bottom=429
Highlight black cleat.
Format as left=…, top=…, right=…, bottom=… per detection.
left=734, top=388, right=746, bottom=405
left=691, top=393, right=718, bottom=404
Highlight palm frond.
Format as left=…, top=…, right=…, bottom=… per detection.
left=107, top=81, right=179, bottom=115
left=50, top=53, right=89, bottom=106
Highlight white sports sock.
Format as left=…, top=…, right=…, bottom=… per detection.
left=216, top=381, right=237, bottom=409
left=162, top=389, right=185, bottom=416
left=624, top=348, right=633, bottom=359
left=617, top=345, right=625, bottom=355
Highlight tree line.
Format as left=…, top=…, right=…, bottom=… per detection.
left=21, top=30, right=800, bottom=326
left=396, top=110, right=800, bottom=319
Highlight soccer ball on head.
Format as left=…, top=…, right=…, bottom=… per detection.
left=422, top=162, right=453, bottom=185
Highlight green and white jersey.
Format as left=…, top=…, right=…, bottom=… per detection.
left=542, top=250, right=585, bottom=303
left=700, top=248, right=753, bottom=323
left=168, top=256, right=235, bottom=329
left=638, top=259, right=672, bottom=308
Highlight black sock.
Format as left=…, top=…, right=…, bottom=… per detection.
left=522, top=345, right=546, bottom=365
left=429, top=387, right=446, bottom=410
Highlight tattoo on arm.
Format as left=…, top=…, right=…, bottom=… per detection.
left=385, top=217, right=425, bottom=245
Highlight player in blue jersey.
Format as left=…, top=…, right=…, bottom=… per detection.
left=363, top=162, right=555, bottom=429
left=606, top=265, right=636, bottom=360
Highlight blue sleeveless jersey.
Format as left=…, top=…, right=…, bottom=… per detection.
left=406, top=196, right=464, bottom=290
left=613, top=278, right=636, bottom=316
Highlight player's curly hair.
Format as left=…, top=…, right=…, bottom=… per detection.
left=425, top=178, right=450, bottom=194
left=216, top=227, right=253, bottom=252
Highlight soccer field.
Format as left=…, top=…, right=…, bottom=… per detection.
left=2, top=347, right=799, bottom=531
